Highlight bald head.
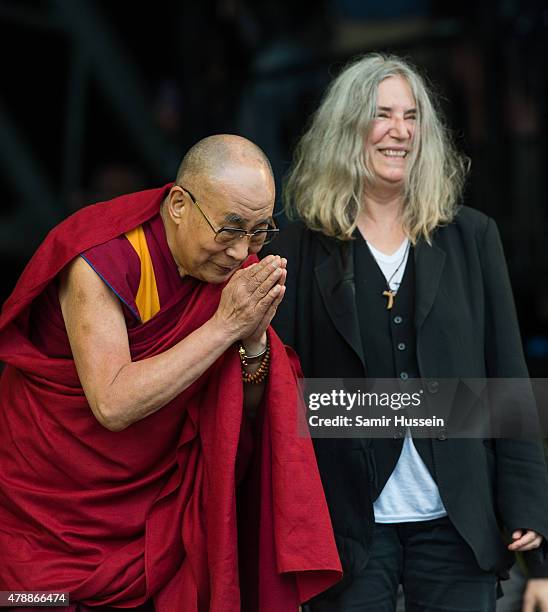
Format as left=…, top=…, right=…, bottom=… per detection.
left=176, top=134, right=273, bottom=186
left=163, top=135, right=276, bottom=284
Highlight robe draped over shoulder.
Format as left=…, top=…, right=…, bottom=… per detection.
left=0, top=185, right=342, bottom=611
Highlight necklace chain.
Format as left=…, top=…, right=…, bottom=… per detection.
left=384, top=240, right=410, bottom=291
left=366, top=239, right=410, bottom=310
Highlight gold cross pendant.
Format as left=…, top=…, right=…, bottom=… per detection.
left=382, top=290, right=396, bottom=310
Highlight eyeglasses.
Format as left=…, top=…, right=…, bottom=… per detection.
left=178, top=185, right=279, bottom=249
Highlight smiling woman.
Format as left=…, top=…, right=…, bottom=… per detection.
left=284, top=54, right=467, bottom=246
left=263, top=53, right=548, bottom=611
left=365, top=75, right=416, bottom=186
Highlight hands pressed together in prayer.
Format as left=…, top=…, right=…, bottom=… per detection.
left=59, top=254, right=286, bottom=431
left=213, top=254, right=287, bottom=352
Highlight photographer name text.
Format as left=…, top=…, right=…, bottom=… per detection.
left=308, top=415, right=445, bottom=428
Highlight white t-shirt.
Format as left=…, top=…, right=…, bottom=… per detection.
left=366, top=239, right=447, bottom=523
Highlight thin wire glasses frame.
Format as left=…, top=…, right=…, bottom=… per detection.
left=178, top=185, right=279, bottom=248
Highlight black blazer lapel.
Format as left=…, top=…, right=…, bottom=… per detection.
left=314, top=236, right=365, bottom=368
left=414, top=238, right=446, bottom=329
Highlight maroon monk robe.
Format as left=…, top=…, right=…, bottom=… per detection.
left=79, top=210, right=185, bottom=326
left=0, top=185, right=342, bottom=611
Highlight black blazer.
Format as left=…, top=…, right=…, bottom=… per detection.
left=262, top=206, right=548, bottom=579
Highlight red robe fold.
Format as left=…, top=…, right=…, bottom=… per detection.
left=0, top=185, right=341, bottom=610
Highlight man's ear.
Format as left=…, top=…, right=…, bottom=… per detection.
left=166, top=186, right=186, bottom=224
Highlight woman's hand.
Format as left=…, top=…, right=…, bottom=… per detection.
left=522, top=578, right=548, bottom=612
left=508, top=529, right=544, bottom=552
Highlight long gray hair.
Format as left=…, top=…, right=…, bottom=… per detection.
left=284, top=53, right=469, bottom=243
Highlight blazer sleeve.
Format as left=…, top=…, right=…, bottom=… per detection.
left=480, top=217, right=548, bottom=575
left=259, top=222, right=306, bottom=349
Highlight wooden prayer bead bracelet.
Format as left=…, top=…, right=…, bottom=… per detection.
left=238, top=341, right=271, bottom=384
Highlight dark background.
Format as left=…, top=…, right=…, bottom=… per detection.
left=1, top=0, right=547, bottom=373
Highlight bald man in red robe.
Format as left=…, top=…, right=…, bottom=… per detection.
left=0, top=135, right=341, bottom=611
